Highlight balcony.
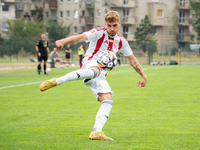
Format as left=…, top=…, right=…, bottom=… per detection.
left=177, top=17, right=190, bottom=26
left=3, top=0, right=15, bottom=3
left=177, top=33, right=191, bottom=42
left=30, top=3, right=43, bottom=11
left=108, top=0, right=137, bottom=8
left=49, top=0, right=57, bottom=10
left=121, top=16, right=138, bottom=25
left=178, top=1, right=190, bottom=10
left=85, top=0, right=94, bottom=9
left=85, top=16, right=94, bottom=25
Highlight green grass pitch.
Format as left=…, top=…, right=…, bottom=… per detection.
left=0, top=65, right=200, bottom=149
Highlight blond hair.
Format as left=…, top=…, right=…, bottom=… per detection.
left=105, top=10, right=120, bottom=22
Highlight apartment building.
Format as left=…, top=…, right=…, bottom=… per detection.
left=0, top=0, right=15, bottom=38
left=1, top=0, right=198, bottom=52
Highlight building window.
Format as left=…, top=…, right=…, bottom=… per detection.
left=179, top=11, right=185, bottom=23
left=74, top=26, right=77, bottom=34
left=81, top=10, right=85, bottom=17
left=123, top=26, right=129, bottom=33
left=74, top=10, right=78, bottom=19
left=74, top=0, right=78, bottom=3
left=32, top=0, right=36, bottom=3
left=123, top=0, right=128, bottom=5
left=46, top=12, right=49, bottom=18
left=67, top=0, right=70, bottom=3
left=105, top=9, right=108, bottom=14
left=52, top=11, right=56, bottom=20
left=1, top=22, right=9, bottom=31
left=152, top=26, right=157, bottom=35
left=66, top=11, right=70, bottom=19
left=180, top=0, right=186, bottom=7
left=2, top=4, right=9, bottom=12
left=96, top=0, right=101, bottom=2
left=157, top=10, right=164, bottom=18
left=81, top=26, right=85, bottom=32
left=60, top=0, right=63, bottom=3
left=19, top=3, right=23, bottom=10
left=97, top=9, right=101, bottom=18
left=60, top=11, right=63, bottom=19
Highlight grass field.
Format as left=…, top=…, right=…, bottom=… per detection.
left=0, top=64, right=200, bottom=150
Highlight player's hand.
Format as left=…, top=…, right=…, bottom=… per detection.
left=137, top=75, right=147, bottom=87
left=55, top=40, right=64, bottom=50
left=38, top=52, right=41, bottom=57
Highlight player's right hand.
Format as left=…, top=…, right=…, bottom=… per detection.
left=38, top=52, right=41, bottom=57
left=55, top=40, right=64, bottom=50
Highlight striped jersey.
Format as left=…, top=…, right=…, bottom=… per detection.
left=84, top=27, right=133, bottom=61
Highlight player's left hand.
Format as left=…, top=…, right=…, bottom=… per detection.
left=137, top=76, right=147, bottom=87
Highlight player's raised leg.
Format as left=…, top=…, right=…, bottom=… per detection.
left=40, top=67, right=99, bottom=91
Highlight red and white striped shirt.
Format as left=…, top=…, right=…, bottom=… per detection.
left=84, top=27, right=133, bottom=61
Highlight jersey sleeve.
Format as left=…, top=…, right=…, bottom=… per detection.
left=119, top=39, right=133, bottom=56
left=84, top=28, right=103, bottom=43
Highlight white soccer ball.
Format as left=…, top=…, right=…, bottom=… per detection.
left=71, top=64, right=75, bottom=67
left=46, top=68, right=51, bottom=72
left=97, top=51, right=117, bottom=71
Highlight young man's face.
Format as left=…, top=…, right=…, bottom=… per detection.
left=105, top=21, right=121, bottom=36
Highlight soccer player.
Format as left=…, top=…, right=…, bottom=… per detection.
left=36, top=33, right=50, bottom=75
left=65, top=44, right=72, bottom=67
left=40, top=11, right=147, bottom=140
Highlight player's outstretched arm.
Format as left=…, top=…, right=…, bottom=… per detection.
left=127, top=54, right=147, bottom=87
left=56, top=33, right=88, bottom=50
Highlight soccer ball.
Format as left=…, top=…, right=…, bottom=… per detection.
left=46, top=68, right=51, bottom=72
left=97, top=51, right=117, bottom=71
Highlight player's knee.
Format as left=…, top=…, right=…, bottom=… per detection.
left=98, top=93, right=112, bottom=102
left=90, top=68, right=99, bottom=78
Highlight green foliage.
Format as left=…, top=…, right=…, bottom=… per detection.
left=5, top=15, right=45, bottom=42
left=189, top=0, right=200, bottom=40
left=171, top=47, right=178, bottom=56
left=0, top=33, right=4, bottom=42
left=149, top=38, right=158, bottom=53
left=135, top=15, right=153, bottom=44
left=135, top=15, right=154, bottom=53
left=47, top=20, right=71, bottom=41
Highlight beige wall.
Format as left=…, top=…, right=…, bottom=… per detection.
left=0, top=2, right=15, bottom=38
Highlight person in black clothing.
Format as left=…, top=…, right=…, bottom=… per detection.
left=36, top=33, right=50, bottom=75
left=65, top=44, right=72, bottom=67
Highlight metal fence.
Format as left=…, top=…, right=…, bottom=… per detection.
left=0, top=41, right=199, bottom=64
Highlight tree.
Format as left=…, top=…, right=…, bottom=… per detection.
left=150, top=38, right=158, bottom=54
left=189, top=0, right=200, bottom=40
left=47, top=20, right=71, bottom=41
left=5, top=15, right=45, bottom=42
left=2, top=16, right=45, bottom=56
left=135, top=15, right=154, bottom=53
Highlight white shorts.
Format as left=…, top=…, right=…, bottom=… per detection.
left=81, top=58, right=114, bottom=100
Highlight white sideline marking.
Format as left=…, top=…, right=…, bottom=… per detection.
left=0, top=67, right=35, bottom=70
left=0, top=69, right=149, bottom=90
left=154, top=66, right=164, bottom=69
left=0, top=81, right=42, bottom=90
